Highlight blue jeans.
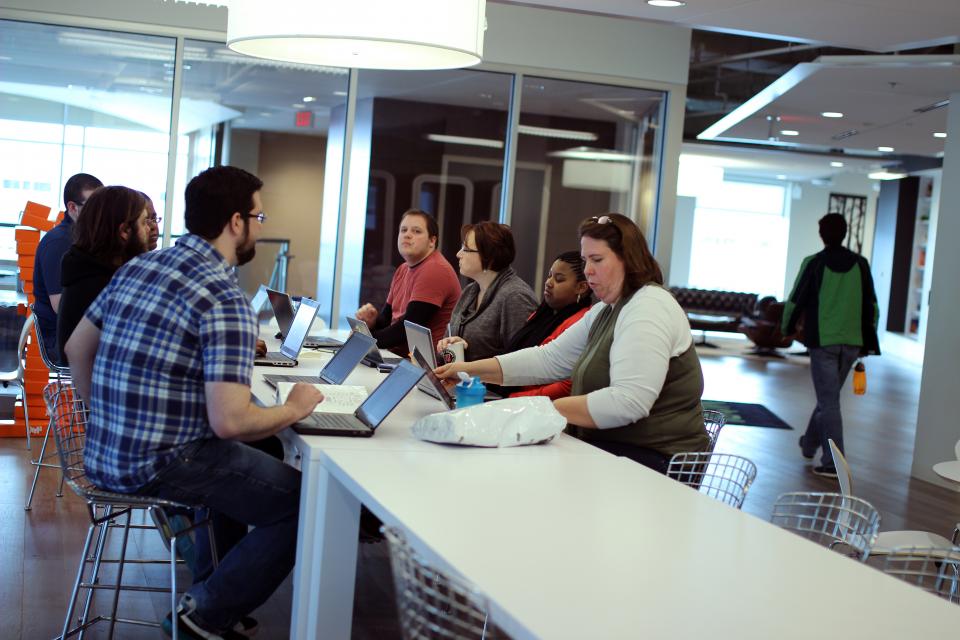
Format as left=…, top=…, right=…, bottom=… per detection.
left=138, top=438, right=301, bottom=631
left=803, top=345, right=860, bottom=467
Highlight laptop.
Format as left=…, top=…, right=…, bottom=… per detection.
left=255, top=297, right=320, bottom=367
left=250, top=284, right=269, bottom=315
left=262, top=331, right=376, bottom=388
left=292, top=359, right=425, bottom=437
left=266, top=288, right=342, bottom=349
left=404, top=320, right=446, bottom=397
left=345, top=316, right=403, bottom=368
left=412, top=347, right=455, bottom=409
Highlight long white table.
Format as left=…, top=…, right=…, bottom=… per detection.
left=255, top=336, right=960, bottom=639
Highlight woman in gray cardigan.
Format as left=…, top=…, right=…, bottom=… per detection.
left=438, top=221, right=537, bottom=362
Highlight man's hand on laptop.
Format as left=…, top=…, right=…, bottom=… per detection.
left=285, top=383, right=324, bottom=420
left=256, top=339, right=267, bottom=357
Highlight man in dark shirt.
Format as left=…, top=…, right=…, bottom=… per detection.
left=33, top=172, right=103, bottom=363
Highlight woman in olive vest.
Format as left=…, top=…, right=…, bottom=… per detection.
left=435, top=213, right=708, bottom=473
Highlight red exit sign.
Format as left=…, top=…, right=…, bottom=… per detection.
left=295, top=111, right=313, bottom=128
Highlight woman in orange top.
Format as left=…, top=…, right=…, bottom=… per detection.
left=507, top=251, right=591, bottom=399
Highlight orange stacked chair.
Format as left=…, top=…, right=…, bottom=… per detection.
left=5, top=201, right=62, bottom=439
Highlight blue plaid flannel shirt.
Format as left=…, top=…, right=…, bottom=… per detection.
left=82, top=234, right=256, bottom=492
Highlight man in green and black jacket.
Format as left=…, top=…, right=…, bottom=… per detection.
left=782, top=213, right=880, bottom=477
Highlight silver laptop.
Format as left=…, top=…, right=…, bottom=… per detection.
left=292, top=359, right=424, bottom=437
left=263, top=332, right=376, bottom=388
left=266, top=288, right=342, bottom=349
left=346, top=316, right=403, bottom=368
left=255, top=297, right=320, bottom=367
left=412, top=347, right=455, bottom=409
left=404, top=320, right=444, bottom=399
left=250, top=284, right=270, bottom=315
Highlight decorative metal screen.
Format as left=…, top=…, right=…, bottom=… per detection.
left=828, top=193, right=868, bottom=253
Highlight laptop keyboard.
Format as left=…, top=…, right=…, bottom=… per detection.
left=307, top=413, right=368, bottom=431
left=263, top=374, right=325, bottom=387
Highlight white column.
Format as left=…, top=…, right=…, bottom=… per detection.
left=912, top=91, right=960, bottom=489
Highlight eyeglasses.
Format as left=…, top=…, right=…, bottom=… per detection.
left=459, top=245, right=479, bottom=253
left=243, top=212, right=268, bottom=224
left=146, top=215, right=162, bottom=226
left=588, top=215, right=612, bottom=225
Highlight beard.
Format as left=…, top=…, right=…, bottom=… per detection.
left=236, top=223, right=257, bottom=266
left=121, top=230, right=150, bottom=263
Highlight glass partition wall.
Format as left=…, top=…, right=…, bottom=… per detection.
left=0, top=16, right=670, bottom=327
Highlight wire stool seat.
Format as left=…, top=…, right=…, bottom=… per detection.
left=24, top=304, right=70, bottom=510
left=881, top=546, right=960, bottom=604
left=383, top=525, right=506, bottom=639
left=771, top=491, right=880, bottom=561
left=703, top=409, right=726, bottom=453
left=45, top=381, right=216, bottom=640
left=667, top=451, right=757, bottom=509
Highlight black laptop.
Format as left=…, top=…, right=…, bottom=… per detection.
left=412, top=347, right=455, bottom=410
left=267, top=288, right=342, bottom=349
left=292, top=359, right=424, bottom=437
left=263, top=332, right=376, bottom=388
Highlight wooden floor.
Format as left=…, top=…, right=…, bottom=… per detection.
left=3, top=343, right=959, bottom=639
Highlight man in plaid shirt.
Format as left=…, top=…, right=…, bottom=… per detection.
left=66, top=166, right=323, bottom=639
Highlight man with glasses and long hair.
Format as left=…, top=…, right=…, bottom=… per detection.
left=66, top=166, right=322, bottom=639
left=33, top=172, right=103, bottom=363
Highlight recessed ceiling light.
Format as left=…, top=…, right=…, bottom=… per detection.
left=776, top=174, right=787, bottom=180
left=933, top=132, right=947, bottom=139
left=302, top=96, right=316, bottom=102
left=869, top=170, right=907, bottom=180
left=647, top=0, right=686, bottom=6
left=830, top=161, right=844, bottom=168
left=780, top=130, right=799, bottom=136
left=821, top=112, right=844, bottom=118
left=292, top=103, right=306, bottom=109
left=878, top=146, right=895, bottom=152
left=333, top=90, right=348, bottom=97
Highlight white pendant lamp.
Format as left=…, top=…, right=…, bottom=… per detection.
left=226, top=0, right=486, bottom=70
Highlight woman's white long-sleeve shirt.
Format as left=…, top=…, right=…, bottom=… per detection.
left=495, top=286, right=693, bottom=429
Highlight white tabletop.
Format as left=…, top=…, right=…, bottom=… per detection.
left=320, top=447, right=960, bottom=639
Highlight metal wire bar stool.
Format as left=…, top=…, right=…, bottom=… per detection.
left=703, top=410, right=726, bottom=452
left=46, top=381, right=217, bottom=640
left=1, top=312, right=34, bottom=450
left=24, top=305, right=70, bottom=510
left=383, top=525, right=506, bottom=639
left=881, top=546, right=960, bottom=604
left=770, top=491, right=880, bottom=561
left=667, top=451, right=757, bottom=509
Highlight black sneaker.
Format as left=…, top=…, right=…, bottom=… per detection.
left=812, top=465, right=838, bottom=479
left=798, top=436, right=815, bottom=460
left=162, top=607, right=246, bottom=640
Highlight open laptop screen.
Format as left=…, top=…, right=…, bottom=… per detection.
left=356, top=360, right=424, bottom=429
left=320, top=332, right=376, bottom=384
left=403, top=320, right=437, bottom=368
left=267, top=288, right=296, bottom=336
left=280, top=297, right=320, bottom=359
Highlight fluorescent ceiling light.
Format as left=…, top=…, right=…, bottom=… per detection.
left=869, top=171, right=907, bottom=180
left=877, top=146, right=895, bottom=152
left=779, top=130, right=799, bottom=136
left=302, top=96, right=316, bottom=102
left=830, top=161, right=844, bottom=168
left=776, top=174, right=787, bottom=180
left=821, top=112, right=844, bottom=118
left=548, top=147, right=636, bottom=162
left=227, top=0, right=486, bottom=70
left=933, top=132, right=947, bottom=138
left=914, top=99, right=950, bottom=114
left=647, top=0, right=686, bottom=6
left=426, top=134, right=503, bottom=149
left=517, top=125, right=598, bottom=141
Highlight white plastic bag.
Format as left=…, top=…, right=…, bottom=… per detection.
left=411, top=396, right=565, bottom=447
